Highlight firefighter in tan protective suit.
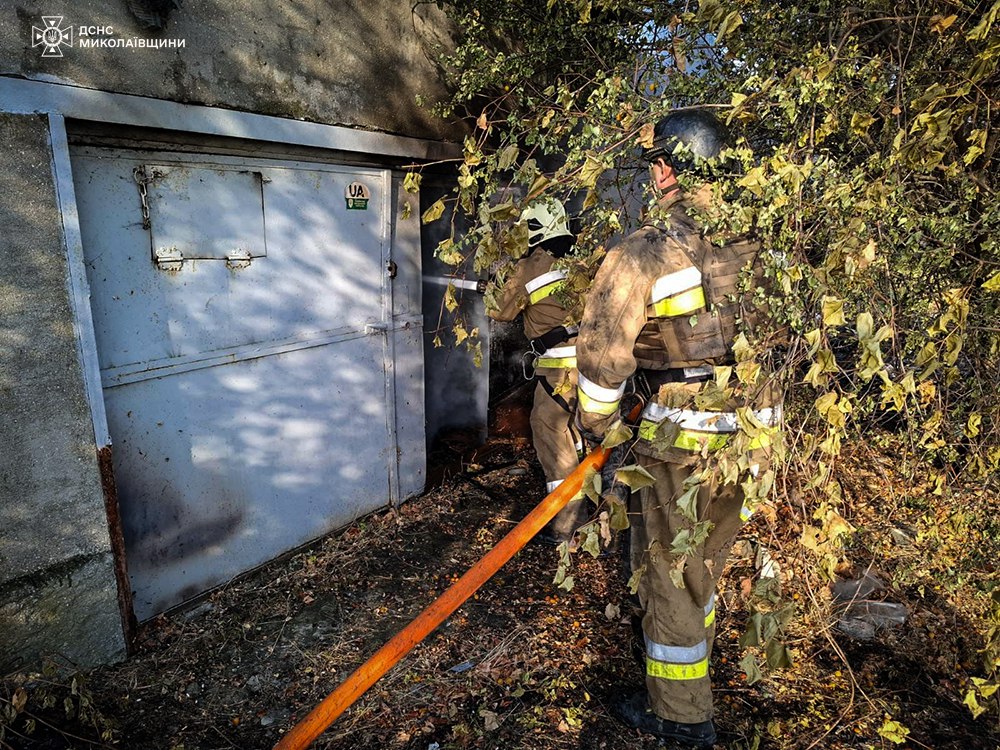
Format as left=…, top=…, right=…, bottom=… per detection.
left=487, top=199, right=590, bottom=543
left=575, top=110, right=781, bottom=747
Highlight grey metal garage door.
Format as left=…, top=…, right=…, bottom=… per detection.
left=71, top=147, right=410, bottom=620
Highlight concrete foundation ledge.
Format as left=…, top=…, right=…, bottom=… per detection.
left=0, top=551, right=126, bottom=674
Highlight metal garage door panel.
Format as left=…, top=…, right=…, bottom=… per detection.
left=146, top=163, right=268, bottom=260
left=260, top=166, right=388, bottom=332
left=71, top=147, right=396, bottom=619
left=74, top=153, right=386, bottom=372
left=106, top=340, right=389, bottom=619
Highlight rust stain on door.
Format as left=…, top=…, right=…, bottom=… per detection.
left=97, top=445, right=138, bottom=651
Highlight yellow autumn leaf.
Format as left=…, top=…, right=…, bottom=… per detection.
left=804, top=328, right=822, bottom=355
left=824, top=510, right=855, bottom=541
left=857, top=311, right=874, bottom=340
left=497, top=144, right=519, bottom=171
left=931, top=14, right=957, bottom=33
left=608, top=497, right=630, bottom=531
left=966, top=412, right=982, bottom=438
left=736, top=361, right=760, bottom=385
left=965, top=688, right=986, bottom=718
left=716, top=9, right=743, bottom=43
left=968, top=0, right=1000, bottom=41
left=463, top=136, right=482, bottom=166
left=602, top=419, right=633, bottom=449
left=526, top=173, right=551, bottom=200
left=579, top=152, right=606, bottom=189
left=669, top=556, right=687, bottom=589
left=422, top=198, right=446, bottom=224
left=850, top=112, right=875, bottom=137
left=878, top=719, right=910, bottom=744
left=615, top=464, right=656, bottom=490
left=402, top=171, right=421, bottom=194
left=814, top=391, right=838, bottom=417
left=799, top=525, right=823, bottom=552
left=982, top=271, right=1000, bottom=292
left=821, top=296, right=846, bottom=326
left=436, top=238, right=463, bottom=266
left=732, top=332, right=754, bottom=361
left=635, top=122, right=655, bottom=148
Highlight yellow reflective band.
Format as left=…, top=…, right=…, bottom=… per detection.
left=650, top=286, right=706, bottom=318
left=642, top=403, right=781, bottom=433
left=535, top=345, right=576, bottom=370
left=704, top=596, right=716, bottom=629
left=673, top=430, right=730, bottom=451
left=740, top=504, right=754, bottom=522
left=643, top=403, right=737, bottom=432
left=577, top=374, right=625, bottom=416
left=526, top=269, right=568, bottom=293
left=528, top=280, right=564, bottom=304
left=638, top=420, right=731, bottom=450
left=578, top=388, right=620, bottom=416
left=638, top=419, right=659, bottom=442
left=536, top=356, right=577, bottom=369
left=651, top=266, right=702, bottom=298
left=646, top=656, right=710, bottom=681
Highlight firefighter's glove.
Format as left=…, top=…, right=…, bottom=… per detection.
left=576, top=415, right=604, bottom=452
left=600, top=443, right=630, bottom=504
left=582, top=430, right=604, bottom=453
left=476, top=278, right=488, bottom=294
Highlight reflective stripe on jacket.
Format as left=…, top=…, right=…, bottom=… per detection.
left=535, top=344, right=577, bottom=370
left=489, top=249, right=571, bottom=341
left=576, top=190, right=779, bottom=453
left=638, top=402, right=782, bottom=452
left=525, top=269, right=568, bottom=305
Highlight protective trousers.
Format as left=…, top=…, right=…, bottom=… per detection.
left=530, top=371, right=588, bottom=539
left=629, top=453, right=746, bottom=724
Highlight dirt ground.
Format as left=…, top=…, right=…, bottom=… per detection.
left=2, top=436, right=999, bottom=750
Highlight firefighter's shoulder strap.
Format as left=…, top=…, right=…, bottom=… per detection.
left=529, top=325, right=578, bottom=354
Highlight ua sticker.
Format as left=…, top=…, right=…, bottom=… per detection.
left=346, top=181, right=370, bottom=210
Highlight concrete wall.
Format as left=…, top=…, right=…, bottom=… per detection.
left=1, top=0, right=459, bottom=141
left=0, top=113, right=126, bottom=672
left=0, top=0, right=465, bottom=671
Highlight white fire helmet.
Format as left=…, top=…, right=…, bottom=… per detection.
left=521, top=199, right=573, bottom=248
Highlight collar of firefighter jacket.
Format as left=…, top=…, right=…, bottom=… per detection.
left=656, top=182, right=713, bottom=210
left=644, top=183, right=714, bottom=228
left=654, top=183, right=750, bottom=247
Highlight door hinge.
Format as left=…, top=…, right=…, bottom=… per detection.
left=154, top=246, right=184, bottom=272
left=226, top=248, right=252, bottom=270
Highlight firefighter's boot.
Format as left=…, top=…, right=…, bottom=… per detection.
left=612, top=691, right=716, bottom=748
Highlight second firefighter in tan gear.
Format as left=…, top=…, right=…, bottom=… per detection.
left=576, top=110, right=781, bottom=747
left=487, top=199, right=589, bottom=543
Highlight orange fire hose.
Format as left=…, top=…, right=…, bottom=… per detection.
left=272, top=445, right=614, bottom=750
